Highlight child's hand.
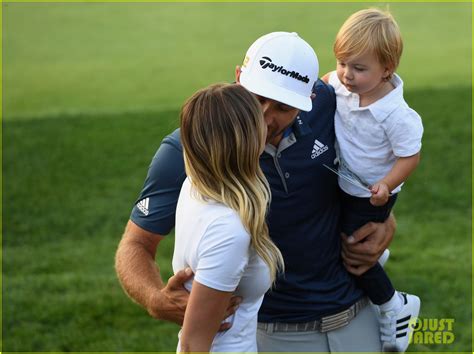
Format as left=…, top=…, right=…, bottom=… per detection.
left=370, top=182, right=390, bottom=206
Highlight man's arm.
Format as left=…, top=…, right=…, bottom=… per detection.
left=341, top=213, right=397, bottom=276
left=321, top=72, right=331, bottom=83
left=115, top=220, right=241, bottom=327
left=115, top=220, right=192, bottom=324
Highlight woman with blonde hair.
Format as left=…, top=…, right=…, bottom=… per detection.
left=173, top=83, right=284, bottom=353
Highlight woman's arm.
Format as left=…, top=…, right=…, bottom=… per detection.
left=179, top=281, right=234, bottom=353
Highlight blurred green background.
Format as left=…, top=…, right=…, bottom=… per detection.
left=2, top=2, right=472, bottom=352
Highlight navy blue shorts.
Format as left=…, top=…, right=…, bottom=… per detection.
left=340, top=191, right=398, bottom=305
left=340, top=191, right=397, bottom=235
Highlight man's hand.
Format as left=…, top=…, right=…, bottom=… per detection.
left=116, top=222, right=242, bottom=331
left=341, top=214, right=396, bottom=276
left=147, top=268, right=193, bottom=324
left=148, top=268, right=242, bottom=330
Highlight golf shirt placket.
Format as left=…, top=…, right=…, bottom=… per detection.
left=262, top=115, right=312, bottom=194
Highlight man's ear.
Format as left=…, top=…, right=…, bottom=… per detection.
left=311, top=93, right=316, bottom=100
left=235, top=65, right=242, bottom=83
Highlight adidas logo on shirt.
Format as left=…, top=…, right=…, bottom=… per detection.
left=137, top=197, right=150, bottom=216
left=311, top=139, right=328, bottom=159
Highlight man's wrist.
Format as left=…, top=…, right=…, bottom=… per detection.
left=145, top=288, right=163, bottom=318
left=382, top=213, right=397, bottom=249
left=388, top=213, right=397, bottom=231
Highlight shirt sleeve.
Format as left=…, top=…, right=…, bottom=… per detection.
left=130, top=129, right=186, bottom=235
left=384, top=107, right=424, bottom=157
left=194, top=214, right=251, bottom=292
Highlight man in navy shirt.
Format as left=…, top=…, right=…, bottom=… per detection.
left=115, top=32, right=395, bottom=352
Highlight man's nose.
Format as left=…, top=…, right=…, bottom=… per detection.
left=261, top=100, right=271, bottom=114
left=262, top=102, right=274, bottom=122
left=263, top=109, right=275, bottom=126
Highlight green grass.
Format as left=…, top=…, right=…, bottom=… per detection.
left=3, top=2, right=471, bottom=120
left=3, top=112, right=182, bottom=351
left=2, top=2, right=472, bottom=352
left=3, top=86, right=471, bottom=352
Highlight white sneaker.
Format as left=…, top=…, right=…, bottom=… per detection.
left=378, top=249, right=390, bottom=268
left=380, top=293, right=421, bottom=352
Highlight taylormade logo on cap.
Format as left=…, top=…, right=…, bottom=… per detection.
left=259, top=56, right=310, bottom=84
left=239, top=32, right=319, bottom=112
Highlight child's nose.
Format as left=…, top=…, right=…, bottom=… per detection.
left=344, top=69, right=353, bottom=79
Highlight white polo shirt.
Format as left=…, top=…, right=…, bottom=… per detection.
left=329, top=71, right=423, bottom=197
left=173, top=178, right=271, bottom=353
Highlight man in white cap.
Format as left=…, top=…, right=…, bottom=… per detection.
left=115, top=32, right=395, bottom=352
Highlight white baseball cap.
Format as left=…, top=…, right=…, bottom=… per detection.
left=239, top=32, right=319, bottom=112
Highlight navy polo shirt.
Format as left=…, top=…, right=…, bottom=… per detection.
left=257, top=80, right=362, bottom=322
left=130, top=79, right=363, bottom=322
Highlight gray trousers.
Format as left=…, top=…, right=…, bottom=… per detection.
left=257, top=304, right=382, bottom=352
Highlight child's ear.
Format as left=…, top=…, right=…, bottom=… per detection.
left=383, top=68, right=393, bottom=81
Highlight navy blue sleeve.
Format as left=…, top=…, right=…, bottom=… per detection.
left=130, top=129, right=186, bottom=235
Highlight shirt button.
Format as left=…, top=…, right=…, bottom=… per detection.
left=285, top=172, right=290, bottom=179
left=277, top=153, right=282, bottom=158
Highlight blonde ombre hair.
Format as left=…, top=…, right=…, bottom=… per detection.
left=334, top=8, right=403, bottom=78
left=180, top=83, right=284, bottom=283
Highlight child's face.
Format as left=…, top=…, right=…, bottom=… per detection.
left=336, top=52, right=390, bottom=96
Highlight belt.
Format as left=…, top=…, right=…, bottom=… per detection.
left=257, top=297, right=369, bottom=333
